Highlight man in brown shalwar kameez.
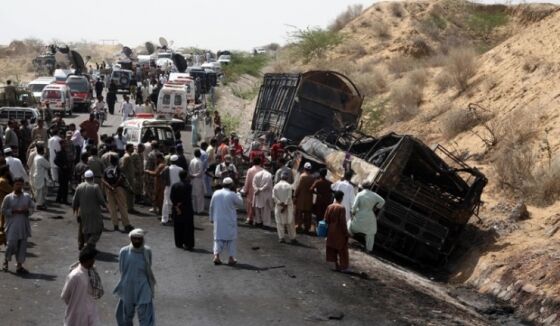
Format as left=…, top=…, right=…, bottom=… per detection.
left=324, top=190, right=349, bottom=272
left=294, top=162, right=315, bottom=233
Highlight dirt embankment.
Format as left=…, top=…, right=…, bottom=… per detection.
left=269, top=0, right=560, bottom=324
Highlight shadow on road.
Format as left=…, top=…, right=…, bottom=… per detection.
left=230, top=263, right=285, bottom=272
left=96, top=250, right=119, bottom=263
left=190, top=248, right=212, bottom=254
left=18, top=272, right=57, bottom=281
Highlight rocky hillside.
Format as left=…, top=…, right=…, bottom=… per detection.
left=272, top=1, right=560, bottom=324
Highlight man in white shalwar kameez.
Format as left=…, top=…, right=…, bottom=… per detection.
left=48, top=131, right=62, bottom=184
left=61, top=247, right=102, bottom=326
left=32, top=146, right=50, bottom=209
left=252, top=167, right=273, bottom=227
left=189, top=149, right=206, bottom=214
left=348, top=182, right=385, bottom=252
left=331, top=171, right=355, bottom=222
left=161, top=155, right=183, bottom=224
left=209, top=177, right=243, bottom=266
left=272, top=172, right=296, bottom=243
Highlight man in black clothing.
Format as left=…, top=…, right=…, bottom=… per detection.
left=170, top=170, right=194, bottom=250
left=175, top=145, right=189, bottom=171
left=94, top=78, right=104, bottom=99
left=106, top=81, right=117, bottom=115
left=55, top=136, right=71, bottom=204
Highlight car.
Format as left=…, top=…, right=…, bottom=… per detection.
left=120, top=117, right=178, bottom=154
left=0, top=107, right=41, bottom=129
left=110, top=69, right=133, bottom=94
left=41, top=83, right=73, bottom=116
left=217, top=54, right=231, bottom=64
left=0, top=86, right=38, bottom=108
left=53, top=68, right=74, bottom=82
left=27, top=77, right=55, bottom=102
left=65, top=75, right=92, bottom=112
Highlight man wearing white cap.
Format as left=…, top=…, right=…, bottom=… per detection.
left=31, top=146, right=50, bottom=210
left=114, top=228, right=156, bottom=326
left=209, top=177, right=244, bottom=265
left=161, top=154, right=183, bottom=225
left=73, top=170, right=106, bottom=249
left=294, top=162, right=315, bottom=233
left=189, top=149, right=206, bottom=215
left=331, top=170, right=356, bottom=222
left=4, top=147, right=28, bottom=183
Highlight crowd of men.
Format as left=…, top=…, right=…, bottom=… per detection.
left=0, top=96, right=386, bottom=325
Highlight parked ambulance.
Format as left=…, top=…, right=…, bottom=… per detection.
left=156, top=75, right=196, bottom=120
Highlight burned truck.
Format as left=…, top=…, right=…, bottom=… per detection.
left=251, top=71, right=363, bottom=142
left=296, top=131, right=487, bottom=266
left=250, top=70, right=486, bottom=265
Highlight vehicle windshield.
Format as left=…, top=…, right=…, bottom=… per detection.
left=42, top=90, right=61, bottom=99
left=29, top=84, right=47, bottom=92
left=66, top=79, right=89, bottom=92
left=158, top=53, right=172, bottom=59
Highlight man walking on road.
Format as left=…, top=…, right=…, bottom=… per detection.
left=31, top=146, right=50, bottom=210
left=114, top=229, right=156, bottom=326
left=1, top=177, right=35, bottom=274
left=131, top=144, right=145, bottom=204
left=94, top=78, right=104, bottom=99
left=209, top=177, right=244, bottom=265
left=170, top=170, right=194, bottom=250
left=61, top=246, right=103, bottom=326
left=73, top=170, right=106, bottom=250
left=324, top=190, right=350, bottom=272
left=161, top=155, right=183, bottom=225
left=103, top=155, right=134, bottom=233
left=5, top=147, right=27, bottom=183
left=80, top=114, right=100, bottom=145
left=119, top=144, right=137, bottom=214
left=120, top=95, right=135, bottom=122
left=189, top=149, right=206, bottom=214
left=273, top=171, right=296, bottom=243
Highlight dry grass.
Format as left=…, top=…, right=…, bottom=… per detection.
left=434, top=71, right=453, bottom=93
left=390, top=2, right=405, bottom=18
left=351, top=67, right=388, bottom=98
left=329, top=4, right=364, bottom=32
left=420, top=101, right=452, bottom=122
left=387, top=56, right=416, bottom=77
left=388, top=75, right=424, bottom=121
left=339, top=39, right=367, bottom=57
left=525, top=159, right=560, bottom=206
left=371, top=21, right=391, bottom=38
left=445, top=47, right=477, bottom=92
left=440, top=106, right=493, bottom=139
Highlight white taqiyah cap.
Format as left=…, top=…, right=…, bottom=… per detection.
left=129, top=228, right=146, bottom=238
left=280, top=137, right=287, bottom=142
left=170, top=154, right=179, bottom=162
left=222, top=177, right=233, bottom=185
left=84, top=170, right=94, bottom=178
left=304, top=162, right=312, bottom=170
left=3, top=148, right=11, bottom=154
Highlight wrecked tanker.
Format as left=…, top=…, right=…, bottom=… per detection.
left=251, top=71, right=363, bottom=142
left=251, top=71, right=487, bottom=265
left=296, top=130, right=487, bottom=266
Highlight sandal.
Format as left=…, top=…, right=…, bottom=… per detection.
left=228, top=258, right=237, bottom=266
left=213, top=258, right=222, bottom=265
left=16, top=267, right=29, bottom=275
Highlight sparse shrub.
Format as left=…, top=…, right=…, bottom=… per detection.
left=371, top=21, right=391, bottom=38
left=525, top=159, right=560, bottom=206
left=358, top=57, right=381, bottom=73
left=440, top=106, right=493, bottom=139
left=420, top=101, right=451, bottom=122
left=339, top=40, right=367, bottom=57
left=390, top=2, right=404, bottom=18
left=223, top=52, right=269, bottom=84
left=387, top=56, right=416, bottom=77
left=351, top=68, right=387, bottom=98
left=445, top=47, right=477, bottom=92
left=329, top=4, right=364, bottom=32
left=388, top=77, right=424, bottom=121
left=467, top=10, right=509, bottom=37
left=290, top=27, right=343, bottom=63
left=434, top=71, right=453, bottom=93
left=361, top=98, right=387, bottom=133
left=407, top=69, right=428, bottom=89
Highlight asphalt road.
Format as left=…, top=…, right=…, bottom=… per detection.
left=0, top=106, right=525, bottom=326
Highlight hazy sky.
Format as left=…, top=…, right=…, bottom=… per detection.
left=1, top=0, right=556, bottom=51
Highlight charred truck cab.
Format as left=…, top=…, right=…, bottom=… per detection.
left=251, top=70, right=487, bottom=266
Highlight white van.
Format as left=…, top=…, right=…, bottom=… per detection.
left=41, top=83, right=73, bottom=115
left=28, top=77, right=55, bottom=102
left=120, top=118, right=177, bottom=153
left=156, top=79, right=196, bottom=120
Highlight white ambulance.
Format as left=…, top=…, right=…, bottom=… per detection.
left=156, top=76, right=196, bottom=120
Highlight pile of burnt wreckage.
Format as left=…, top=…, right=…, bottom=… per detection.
left=251, top=70, right=487, bottom=266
